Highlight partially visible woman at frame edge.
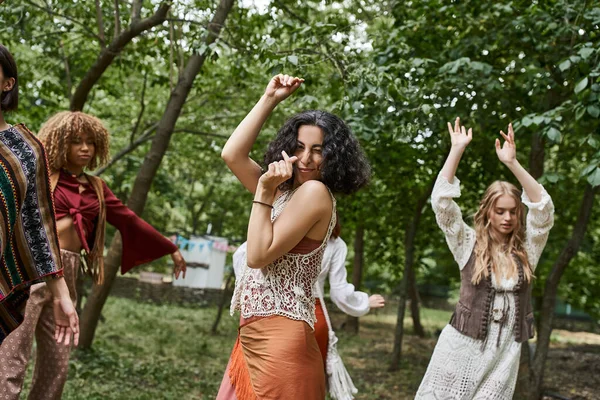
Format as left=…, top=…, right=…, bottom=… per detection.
left=0, top=45, right=78, bottom=353
left=416, top=118, right=555, bottom=400
left=0, top=110, right=187, bottom=400
left=217, top=74, right=371, bottom=400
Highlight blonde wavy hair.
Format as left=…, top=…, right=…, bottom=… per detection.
left=472, top=181, right=532, bottom=285
left=38, top=111, right=110, bottom=172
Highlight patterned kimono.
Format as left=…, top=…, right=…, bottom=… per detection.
left=0, top=124, right=63, bottom=344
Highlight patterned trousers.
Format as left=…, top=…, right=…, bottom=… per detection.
left=0, top=249, right=80, bottom=400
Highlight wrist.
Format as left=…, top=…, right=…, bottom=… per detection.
left=503, top=159, right=520, bottom=168
left=450, top=144, right=467, bottom=153
left=254, top=183, right=276, bottom=204
left=260, top=94, right=279, bottom=110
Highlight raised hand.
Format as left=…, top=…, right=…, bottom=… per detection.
left=264, top=74, right=304, bottom=104
left=53, top=297, right=79, bottom=346
left=447, top=117, right=473, bottom=150
left=496, top=122, right=517, bottom=165
left=172, top=250, right=187, bottom=279
left=258, top=150, right=298, bottom=192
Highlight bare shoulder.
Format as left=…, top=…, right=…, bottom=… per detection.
left=294, top=180, right=332, bottom=204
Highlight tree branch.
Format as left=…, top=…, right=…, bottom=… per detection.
left=25, top=0, right=103, bottom=42
left=70, top=1, right=170, bottom=111
left=131, top=0, right=142, bottom=25
left=114, top=0, right=121, bottom=37
left=94, top=123, right=158, bottom=176
left=59, top=40, right=73, bottom=102
left=131, top=71, right=149, bottom=145
left=94, top=126, right=227, bottom=176
left=172, top=128, right=228, bottom=139
left=95, top=0, right=106, bottom=49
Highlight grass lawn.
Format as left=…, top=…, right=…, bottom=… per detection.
left=19, top=296, right=599, bottom=399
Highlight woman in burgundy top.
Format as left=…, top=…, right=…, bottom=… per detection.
left=0, top=110, right=186, bottom=400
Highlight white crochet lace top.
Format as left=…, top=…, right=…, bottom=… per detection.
left=230, top=188, right=336, bottom=329
left=431, top=174, right=554, bottom=272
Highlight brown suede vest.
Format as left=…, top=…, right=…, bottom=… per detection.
left=449, top=250, right=535, bottom=343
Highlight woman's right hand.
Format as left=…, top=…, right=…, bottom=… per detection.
left=447, top=117, right=473, bottom=150
left=257, top=151, right=298, bottom=193
left=264, top=74, right=304, bottom=104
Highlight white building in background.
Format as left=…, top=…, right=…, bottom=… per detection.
left=172, top=235, right=228, bottom=289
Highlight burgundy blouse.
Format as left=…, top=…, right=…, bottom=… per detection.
left=53, top=170, right=178, bottom=274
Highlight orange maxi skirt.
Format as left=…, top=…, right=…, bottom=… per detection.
left=217, top=315, right=326, bottom=400
left=314, top=299, right=329, bottom=363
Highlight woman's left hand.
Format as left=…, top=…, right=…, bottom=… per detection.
left=495, top=123, right=517, bottom=165
left=172, top=250, right=187, bottom=279
left=368, top=294, right=386, bottom=309
left=257, top=151, right=298, bottom=193
left=53, top=297, right=79, bottom=346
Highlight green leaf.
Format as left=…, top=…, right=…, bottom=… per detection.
left=522, top=116, right=534, bottom=127
left=533, top=115, right=544, bottom=125
left=587, top=167, right=600, bottom=187
left=287, top=55, right=299, bottom=65
left=579, top=47, right=595, bottom=60
left=587, top=105, right=600, bottom=118
left=558, top=59, right=571, bottom=71
left=545, top=173, right=560, bottom=183
left=575, top=77, right=589, bottom=94
left=582, top=164, right=597, bottom=176
left=546, top=127, right=561, bottom=142
left=269, top=63, right=283, bottom=75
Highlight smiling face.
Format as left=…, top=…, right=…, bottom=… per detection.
left=66, top=131, right=96, bottom=170
left=489, top=194, right=518, bottom=237
left=293, top=125, right=324, bottom=186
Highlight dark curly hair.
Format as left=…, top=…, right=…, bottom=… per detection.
left=0, top=44, right=18, bottom=112
left=263, top=110, right=371, bottom=195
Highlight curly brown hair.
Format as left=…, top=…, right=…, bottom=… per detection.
left=38, top=111, right=110, bottom=171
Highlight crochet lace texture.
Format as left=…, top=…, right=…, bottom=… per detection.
left=230, top=189, right=336, bottom=329
left=416, top=174, right=555, bottom=399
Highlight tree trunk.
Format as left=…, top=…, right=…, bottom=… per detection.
left=345, top=224, right=364, bottom=334
left=407, top=255, right=425, bottom=337
left=389, top=264, right=408, bottom=371
left=70, top=2, right=170, bottom=111
left=528, top=132, right=545, bottom=180
left=78, top=0, right=236, bottom=349
left=515, top=129, right=546, bottom=399
left=529, top=184, right=598, bottom=399
left=390, top=180, right=434, bottom=369
left=212, top=271, right=236, bottom=334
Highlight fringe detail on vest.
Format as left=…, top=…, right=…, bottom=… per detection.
left=228, top=336, right=257, bottom=400
left=326, top=331, right=358, bottom=400
left=83, top=175, right=106, bottom=285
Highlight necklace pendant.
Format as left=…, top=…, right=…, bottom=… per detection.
left=492, top=308, right=504, bottom=323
